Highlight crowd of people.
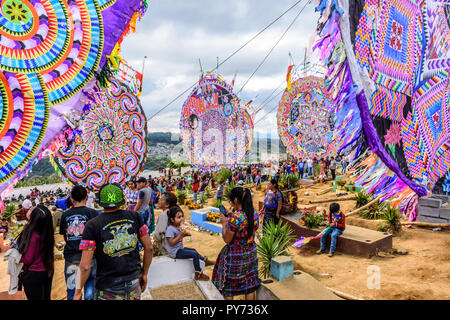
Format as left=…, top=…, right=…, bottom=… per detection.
left=1, top=156, right=348, bottom=301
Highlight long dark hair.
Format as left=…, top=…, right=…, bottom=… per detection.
left=17, top=205, right=55, bottom=276
left=228, top=187, right=254, bottom=239
left=270, top=178, right=279, bottom=191
left=167, top=205, right=183, bottom=225
left=163, top=192, right=178, bottom=208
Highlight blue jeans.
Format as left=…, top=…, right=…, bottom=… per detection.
left=175, top=247, right=204, bottom=272
left=64, top=259, right=96, bottom=300
left=342, top=162, right=347, bottom=174
left=140, top=209, right=150, bottom=226
left=193, top=192, right=198, bottom=204
left=320, top=228, right=343, bottom=253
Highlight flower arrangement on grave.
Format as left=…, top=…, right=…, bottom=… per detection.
left=206, top=211, right=220, bottom=223
left=298, top=207, right=324, bottom=229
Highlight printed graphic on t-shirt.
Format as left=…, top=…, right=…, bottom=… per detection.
left=66, top=215, right=88, bottom=241
left=102, top=219, right=138, bottom=257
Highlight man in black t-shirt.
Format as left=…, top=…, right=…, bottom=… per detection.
left=74, top=183, right=153, bottom=300
left=60, top=185, right=98, bottom=300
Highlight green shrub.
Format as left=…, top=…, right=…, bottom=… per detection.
left=278, top=174, right=288, bottom=190
left=177, top=190, right=187, bottom=204
left=355, top=191, right=371, bottom=209
left=2, top=203, right=16, bottom=220
left=212, top=200, right=222, bottom=208
left=377, top=222, right=388, bottom=232
left=223, top=182, right=236, bottom=199
left=200, top=194, right=207, bottom=205
left=359, top=200, right=388, bottom=220
left=299, top=208, right=324, bottom=228
left=384, top=205, right=402, bottom=234
left=287, top=173, right=299, bottom=189
left=218, top=169, right=232, bottom=184
left=9, top=223, right=25, bottom=240
left=205, top=187, right=212, bottom=198
left=256, top=220, right=295, bottom=279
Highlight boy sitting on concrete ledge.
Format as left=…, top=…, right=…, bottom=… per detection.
left=316, top=203, right=346, bottom=257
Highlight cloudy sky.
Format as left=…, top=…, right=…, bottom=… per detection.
left=121, top=0, right=319, bottom=135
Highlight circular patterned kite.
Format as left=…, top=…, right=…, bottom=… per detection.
left=55, top=79, right=148, bottom=189
left=0, top=0, right=148, bottom=192
left=277, top=76, right=334, bottom=158
left=180, top=71, right=254, bottom=170
left=0, top=0, right=104, bottom=105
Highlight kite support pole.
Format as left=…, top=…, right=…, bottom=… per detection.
left=326, top=287, right=364, bottom=300
left=346, top=195, right=384, bottom=217
left=400, top=221, right=450, bottom=228
left=308, top=196, right=356, bottom=204
left=317, top=187, right=333, bottom=196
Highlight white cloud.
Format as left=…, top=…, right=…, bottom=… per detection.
left=120, top=0, right=319, bottom=135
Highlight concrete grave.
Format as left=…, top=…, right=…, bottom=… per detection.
left=147, top=256, right=223, bottom=300
left=282, top=213, right=392, bottom=257
left=190, top=207, right=222, bottom=234
left=257, top=271, right=342, bottom=300
left=417, top=194, right=450, bottom=228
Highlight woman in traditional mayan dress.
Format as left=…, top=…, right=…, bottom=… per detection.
left=212, top=187, right=261, bottom=300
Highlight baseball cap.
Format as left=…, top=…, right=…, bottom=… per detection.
left=137, top=177, right=147, bottom=184
left=97, top=183, right=125, bottom=208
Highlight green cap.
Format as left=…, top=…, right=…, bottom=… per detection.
left=97, top=183, right=125, bottom=208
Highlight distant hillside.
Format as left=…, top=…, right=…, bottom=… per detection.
left=147, top=131, right=285, bottom=151
left=23, top=133, right=287, bottom=178
left=147, top=132, right=180, bottom=146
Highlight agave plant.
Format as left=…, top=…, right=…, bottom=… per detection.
left=278, top=174, right=288, bottom=190
left=287, top=173, right=299, bottom=189
left=223, top=182, right=236, bottom=199
left=256, top=220, right=295, bottom=279
left=176, top=190, right=187, bottom=204
left=355, top=191, right=371, bottom=208
left=218, top=168, right=232, bottom=184
left=2, top=203, right=16, bottom=220
left=212, top=199, right=222, bottom=208
left=359, top=200, right=388, bottom=220
left=200, top=194, right=207, bottom=205
left=384, top=205, right=402, bottom=234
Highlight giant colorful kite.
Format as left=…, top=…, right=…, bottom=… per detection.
left=312, top=0, right=450, bottom=220
left=54, top=78, right=147, bottom=189
left=180, top=71, right=254, bottom=170
left=277, top=73, right=335, bottom=158
left=0, top=0, right=149, bottom=199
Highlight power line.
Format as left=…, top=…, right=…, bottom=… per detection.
left=253, top=62, right=324, bottom=126
left=216, top=0, right=305, bottom=70
left=237, top=0, right=312, bottom=95
left=146, top=0, right=306, bottom=122
left=253, top=89, right=285, bottom=125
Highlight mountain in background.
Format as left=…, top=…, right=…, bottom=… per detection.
left=26, top=132, right=287, bottom=176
